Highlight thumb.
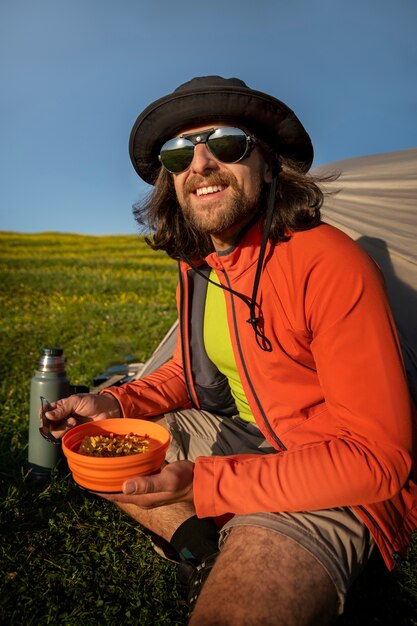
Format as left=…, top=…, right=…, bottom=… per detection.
left=44, top=397, right=71, bottom=420
left=45, top=395, right=86, bottom=420
left=123, top=476, right=157, bottom=495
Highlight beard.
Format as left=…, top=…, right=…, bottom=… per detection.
left=178, top=170, right=266, bottom=236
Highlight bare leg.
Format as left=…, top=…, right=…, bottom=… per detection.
left=117, top=500, right=195, bottom=541
left=189, top=525, right=339, bottom=626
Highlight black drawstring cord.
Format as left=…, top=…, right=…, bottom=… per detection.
left=245, top=173, right=278, bottom=351
left=182, top=255, right=254, bottom=312
left=183, top=253, right=272, bottom=351
left=182, top=253, right=271, bottom=352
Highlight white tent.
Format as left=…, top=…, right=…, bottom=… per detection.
left=316, top=148, right=417, bottom=401
left=137, top=148, right=417, bottom=401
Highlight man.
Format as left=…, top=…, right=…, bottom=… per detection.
left=46, top=76, right=416, bottom=625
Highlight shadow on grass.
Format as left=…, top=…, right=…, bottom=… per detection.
left=339, top=546, right=417, bottom=626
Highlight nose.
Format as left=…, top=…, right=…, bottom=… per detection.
left=190, top=143, right=218, bottom=174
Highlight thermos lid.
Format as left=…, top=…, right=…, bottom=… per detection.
left=38, top=347, right=66, bottom=372
left=41, top=347, right=64, bottom=357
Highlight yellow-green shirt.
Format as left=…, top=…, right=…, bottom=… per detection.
left=203, top=271, right=255, bottom=422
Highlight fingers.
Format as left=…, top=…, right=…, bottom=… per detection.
left=44, top=393, right=120, bottom=422
left=44, top=394, right=88, bottom=421
left=40, top=393, right=122, bottom=442
left=41, top=394, right=96, bottom=439
left=97, top=461, right=195, bottom=509
left=126, top=461, right=194, bottom=494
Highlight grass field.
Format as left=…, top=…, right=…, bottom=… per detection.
left=0, top=232, right=416, bottom=625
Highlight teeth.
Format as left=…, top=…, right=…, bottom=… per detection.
left=196, top=185, right=225, bottom=196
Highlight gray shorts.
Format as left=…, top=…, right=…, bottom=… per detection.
left=165, top=409, right=374, bottom=614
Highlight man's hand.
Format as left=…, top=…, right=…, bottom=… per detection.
left=42, top=393, right=121, bottom=439
left=100, top=460, right=195, bottom=508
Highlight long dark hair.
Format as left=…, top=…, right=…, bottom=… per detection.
left=133, top=157, right=337, bottom=260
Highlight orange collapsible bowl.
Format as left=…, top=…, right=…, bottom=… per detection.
left=62, top=418, right=170, bottom=492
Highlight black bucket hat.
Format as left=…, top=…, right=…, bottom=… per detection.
left=129, top=75, right=313, bottom=184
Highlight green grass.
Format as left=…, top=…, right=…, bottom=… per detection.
left=0, top=232, right=416, bottom=625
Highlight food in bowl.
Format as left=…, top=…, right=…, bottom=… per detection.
left=78, top=432, right=151, bottom=457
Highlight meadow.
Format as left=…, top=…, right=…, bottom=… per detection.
left=0, top=232, right=416, bottom=625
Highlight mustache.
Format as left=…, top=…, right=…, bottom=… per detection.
left=183, top=171, right=238, bottom=195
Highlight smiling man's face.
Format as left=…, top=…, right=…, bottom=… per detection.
left=172, top=125, right=272, bottom=251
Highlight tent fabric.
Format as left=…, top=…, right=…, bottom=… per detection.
left=137, top=321, right=178, bottom=378
left=315, top=148, right=417, bottom=401
left=135, top=148, right=417, bottom=400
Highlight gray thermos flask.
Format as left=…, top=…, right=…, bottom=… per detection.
left=28, top=347, right=71, bottom=479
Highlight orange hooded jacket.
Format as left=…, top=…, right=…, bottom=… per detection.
left=105, top=222, right=417, bottom=569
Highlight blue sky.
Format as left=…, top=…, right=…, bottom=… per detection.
left=1, top=0, right=416, bottom=235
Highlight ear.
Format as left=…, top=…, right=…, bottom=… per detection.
left=261, top=151, right=280, bottom=184
left=263, top=153, right=281, bottom=183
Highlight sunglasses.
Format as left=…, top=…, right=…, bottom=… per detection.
left=158, top=127, right=256, bottom=174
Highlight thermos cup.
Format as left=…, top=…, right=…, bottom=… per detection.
left=27, top=347, right=70, bottom=479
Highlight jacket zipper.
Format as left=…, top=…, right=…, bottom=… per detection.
left=178, top=264, right=199, bottom=408
left=223, top=269, right=287, bottom=451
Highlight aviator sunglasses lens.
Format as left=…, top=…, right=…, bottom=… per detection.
left=159, top=127, right=251, bottom=173
left=206, top=128, right=249, bottom=163
left=159, top=137, right=195, bottom=173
